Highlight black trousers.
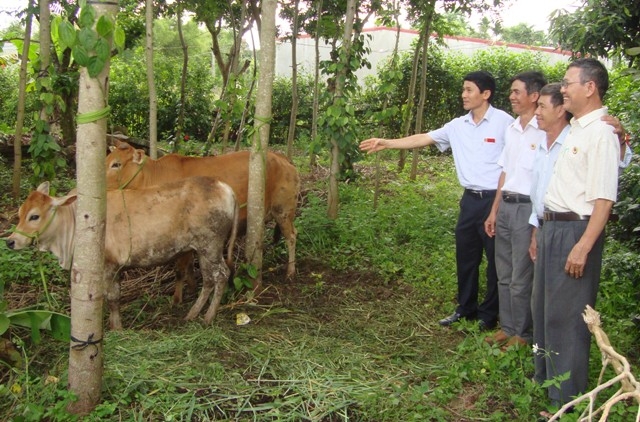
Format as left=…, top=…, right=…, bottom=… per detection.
left=454, top=190, right=499, bottom=324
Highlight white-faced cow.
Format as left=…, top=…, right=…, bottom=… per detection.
left=105, top=141, right=300, bottom=293
left=6, top=177, right=238, bottom=330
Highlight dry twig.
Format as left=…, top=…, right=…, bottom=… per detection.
left=549, top=305, right=640, bottom=422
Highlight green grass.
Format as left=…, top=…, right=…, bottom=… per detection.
left=1, top=151, right=638, bottom=421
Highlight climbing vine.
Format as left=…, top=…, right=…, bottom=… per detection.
left=28, top=2, right=125, bottom=184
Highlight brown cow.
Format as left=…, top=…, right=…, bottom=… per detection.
left=105, top=141, right=300, bottom=289
left=6, top=177, right=238, bottom=329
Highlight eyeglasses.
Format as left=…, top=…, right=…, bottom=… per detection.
left=560, top=80, right=583, bottom=88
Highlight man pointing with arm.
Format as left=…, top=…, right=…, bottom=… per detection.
left=360, top=71, right=514, bottom=330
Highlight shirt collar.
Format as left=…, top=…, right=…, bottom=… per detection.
left=510, top=114, right=539, bottom=132
left=540, top=124, right=570, bottom=152
left=465, top=105, right=495, bottom=124
left=570, top=107, right=608, bottom=128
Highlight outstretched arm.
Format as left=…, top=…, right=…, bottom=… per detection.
left=359, top=133, right=436, bottom=154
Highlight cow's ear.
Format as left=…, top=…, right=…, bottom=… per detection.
left=132, top=149, right=146, bottom=164
left=36, top=181, right=50, bottom=195
left=52, top=193, right=78, bottom=207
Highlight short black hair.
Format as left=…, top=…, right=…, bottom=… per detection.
left=464, top=71, right=496, bottom=103
left=511, top=71, right=547, bottom=95
left=568, top=58, right=609, bottom=99
left=539, top=83, right=572, bottom=122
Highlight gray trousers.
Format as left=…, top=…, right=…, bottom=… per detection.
left=532, top=220, right=604, bottom=406
left=495, top=201, right=534, bottom=340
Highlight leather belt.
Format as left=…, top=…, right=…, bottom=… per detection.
left=465, top=189, right=496, bottom=199
left=543, top=211, right=590, bottom=222
left=502, top=192, right=531, bottom=203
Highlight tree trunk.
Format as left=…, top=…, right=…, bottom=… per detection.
left=410, top=6, right=434, bottom=180
left=246, top=0, right=276, bottom=287
left=12, top=0, right=34, bottom=199
left=146, top=0, right=158, bottom=158
left=327, top=0, right=356, bottom=220
left=38, top=0, right=51, bottom=124
left=309, top=0, right=323, bottom=168
left=175, top=4, right=188, bottom=150
left=373, top=2, right=401, bottom=209
left=67, top=1, right=118, bottom=415
left=286, top=0, right=300, bottom=160
left=398, top=31, right=423, bottom=172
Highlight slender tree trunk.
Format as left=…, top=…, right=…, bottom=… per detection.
left=410, top=7, right=434, bottom=180
left=12, top=0, right=34, bottom=199
left=175, top=3, right=188, bottom=150
left=327, top=0, right=356, bottom=220
left=246, top=0, right=276, bottom=287
left=286, top=0, right=300, bottom=159
left=373, top=0, right=401, bottom=209
left=399, top=30, right=422, bottom=172
left=39, top=0, right=51, bottom=123
left=68, top=1, right=118, bottom=415
left=146, top=0, right=157, bottom=158
left=309, top=0, right=323, bottom=168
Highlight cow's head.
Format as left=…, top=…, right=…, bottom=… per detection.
left=6, top=182, right=77, bottom=250
left=105, top=140, right=147, bottom=190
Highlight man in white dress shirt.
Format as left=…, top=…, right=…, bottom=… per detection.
left=483, top=71, right=547, bottom=349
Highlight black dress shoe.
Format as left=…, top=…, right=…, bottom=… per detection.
left=439, top=312, right=463, bottom=326
left=478, top=319, right=497, bottom=331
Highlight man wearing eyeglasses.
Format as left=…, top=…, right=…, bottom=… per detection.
left=535, top=58, right=621, bottom=412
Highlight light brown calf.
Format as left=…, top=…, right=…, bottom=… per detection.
left=6, top=177, right=238, bottom=329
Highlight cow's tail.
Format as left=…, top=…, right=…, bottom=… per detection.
left=272, top=224, right=282, bottom=245
left=226, top=197, right=239, bottom=282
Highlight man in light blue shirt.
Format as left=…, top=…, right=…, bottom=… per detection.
left=360, top=71, right=514, bottom=330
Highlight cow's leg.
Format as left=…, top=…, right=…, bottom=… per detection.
left=184, top=255, right=215, bottom=321
left=275, top=213, right=297, bottom=278
left=105, top=269, right=123, bottom=330
left=203, top=257, right=230, bottom=324
left=173, top=252, right=195, bottom=305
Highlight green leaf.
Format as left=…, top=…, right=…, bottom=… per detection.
left=247, top=265, right=258, bottom=279
left=114, top=27, right=126, bottom=50
left=96, top=15, right=113, bottom=38
left=626, top=46, right=640, bottom=56
left=0, top=314, right=9, bottom=336
left=59, top=21, right=77, bottom=49
left=88, top=56, right=106, bottom=77
left=79, top=27, right=98, bottom=51
left=40, top=92, right=55, bottom=105
left=78, top=5, right=96, bottom=29
left=95, top=38, right=110, bottom=62
left=72, top=45, right=91, bottom=66
left=50, top=313, right=71, bottom=342
left=29, top=312, right=42, bottom=344
left=233, top=277, right=243, bottom=290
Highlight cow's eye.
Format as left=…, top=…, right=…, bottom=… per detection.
left=29, top=214, right=40, bottom=221
left=110, top=161, right=121, bottom=169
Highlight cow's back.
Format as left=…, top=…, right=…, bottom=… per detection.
left=108, top=149, right=299, bottom=223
